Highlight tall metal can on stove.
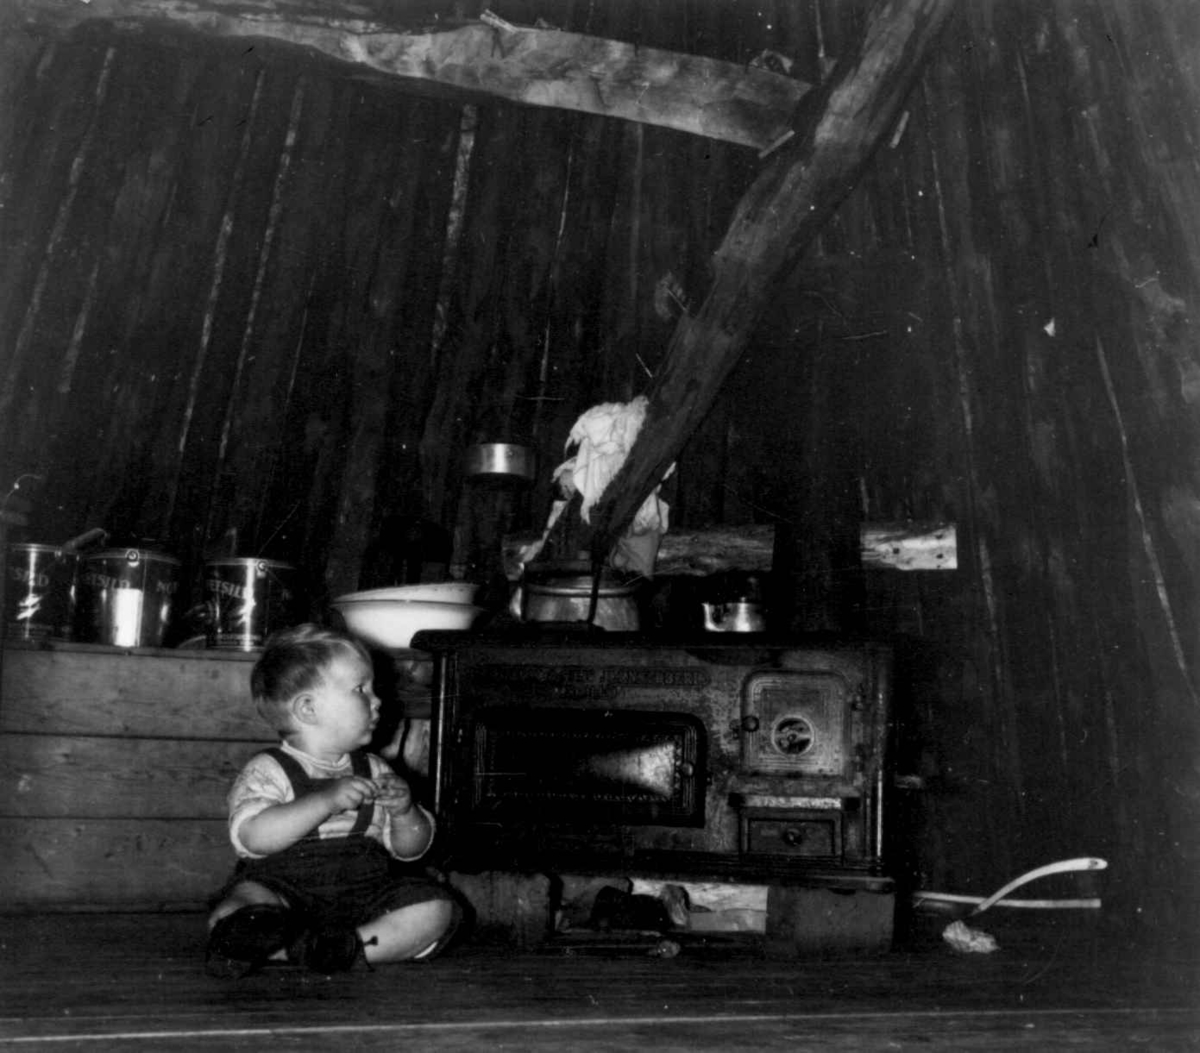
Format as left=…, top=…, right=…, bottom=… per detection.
left=204, top=558, right=297, bottom=650
left=4, top=543, right=80, bottom=640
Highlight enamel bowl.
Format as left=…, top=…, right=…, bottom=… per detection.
left=333, top=582, right=480, bottom=605
left=331, top=597, right=482, bottom=649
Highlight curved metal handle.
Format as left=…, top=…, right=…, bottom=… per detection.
left=970, top=857, right=1108, bottom=917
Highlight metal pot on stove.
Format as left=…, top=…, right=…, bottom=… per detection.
left=519, top=562, right=640, bottom=632
left=699, top=572, right=767, bottom=632
left=701, top=600, right=766, bottom=633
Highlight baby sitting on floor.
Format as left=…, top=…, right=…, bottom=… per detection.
left=205, top=623, right=461, bottom=977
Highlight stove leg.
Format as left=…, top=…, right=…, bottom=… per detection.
left=765, top=886, right=895, bottom=956
left=448, top=871, right=553, bottom=949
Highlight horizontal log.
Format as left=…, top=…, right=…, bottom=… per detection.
left=654, top=525, right=776, bottom=576
left=12, top=1, right=810, bottom=150
left=0, top=733, right=260, bottom=818
left=861, top=522, right=957, bottom=571
left=511, top=520, right=958, bottom=576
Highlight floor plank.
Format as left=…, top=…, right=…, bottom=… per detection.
left=0, top=913, right=1196, bottom=1051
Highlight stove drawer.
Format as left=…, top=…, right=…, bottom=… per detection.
left=741, top=810, right=842, bottom=859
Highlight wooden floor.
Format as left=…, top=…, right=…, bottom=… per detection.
left=0, top=912, right=1197, bottom=1051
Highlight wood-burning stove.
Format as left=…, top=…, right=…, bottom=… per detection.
left=416, top=629, right=894, bottom=896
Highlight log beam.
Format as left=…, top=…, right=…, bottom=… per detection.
left=586, top=0, right=958, bottom=561
left=861, top=522, right=957, bottom=570
left=647, top=522, right=958, bottom=576
left=10, top=1, right=810, bottom=151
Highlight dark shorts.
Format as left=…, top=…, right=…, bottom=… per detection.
left=215, top=834, right=457, bottom=931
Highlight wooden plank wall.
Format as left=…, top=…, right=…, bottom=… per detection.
left=1, top=0, right=1199, bottom=948
left=0, top=2, right=768, bottom=608
left=782, top=0, right=1200, bottom=943
left=0, top=644, right=266, bottom=909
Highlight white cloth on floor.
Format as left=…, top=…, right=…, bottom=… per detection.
left=942, top=920, right=999, bottom=953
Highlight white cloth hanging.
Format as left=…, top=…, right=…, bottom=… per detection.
left=518, top=395, right=673, bottom=576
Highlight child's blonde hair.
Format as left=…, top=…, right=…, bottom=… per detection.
left=250, top=623, right=371, bottom=735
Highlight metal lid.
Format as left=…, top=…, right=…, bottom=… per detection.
left=7, top=542, right=72, bottom=555
left=204, top=557, right=295, bottom=571
left=84, top=548, right=181, bottom=565
left=523, top=560, right=639, bottom=592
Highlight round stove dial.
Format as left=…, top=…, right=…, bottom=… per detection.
left=772, top=714, right=814, bottom=756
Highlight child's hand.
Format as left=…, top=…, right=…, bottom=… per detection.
left=372, top=772, right=414, bottom=815
left=376, top=771, right=430, bottom=853
left=318, top=776, right=379, bottom=814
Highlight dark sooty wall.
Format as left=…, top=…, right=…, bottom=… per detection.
left=1, top=0, right=1199, bottom=947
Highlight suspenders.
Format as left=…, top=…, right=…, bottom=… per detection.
left=263, top=747, right=375, bottom=838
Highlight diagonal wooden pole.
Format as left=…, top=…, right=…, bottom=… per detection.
left=585, top=0, right=958, bottom=563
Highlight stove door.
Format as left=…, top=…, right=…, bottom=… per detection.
left=740, top=670, right=854, bottom=776
left=469, top=707, right=706, bottom=826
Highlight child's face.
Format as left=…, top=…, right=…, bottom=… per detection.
left=304, top=647, right=381, bottom=753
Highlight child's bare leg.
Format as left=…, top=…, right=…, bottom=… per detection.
left=209, top=881, right=294, bottom=962
left=205, top=881, right=300, bottom=976
left=359, top=898, right=456, bottom=962
left=207, top=879, right=289, bottom=930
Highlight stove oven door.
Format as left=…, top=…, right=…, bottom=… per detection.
left=468, top=706, right=705, bottom=827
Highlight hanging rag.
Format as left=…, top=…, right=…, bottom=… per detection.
left=519, top=396, right=673, bottom=576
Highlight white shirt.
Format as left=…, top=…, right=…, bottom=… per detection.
left=227, top=741, right=434, bottom=861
